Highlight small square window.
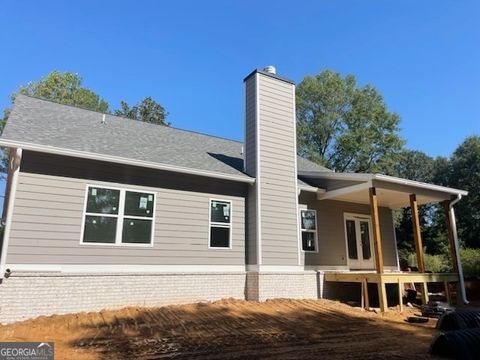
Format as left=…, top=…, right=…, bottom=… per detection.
left=83, top=215, right=117, bottom=243
left=122, top=218, right=153, bottom=244
left=86, top=187, right=120, bottom=214
left=302, top=232, right=316, bottom=252
left=124, top=191, right=154, bottom=218
left=211, top=200, right=231, bottom=223
left=210, top=227, right=230, bottom=248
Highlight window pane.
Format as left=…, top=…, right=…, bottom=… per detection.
left=83, top=215, right=117, bottom=243
left=346, top=220, right=358, bottom=259
left=301, top=210, right=316, bottom=230
left=210, top=226, right=230, bottom=248
left=122, top=218, right=152, bottom=244
left=302, top=232, right=316, bottom=251
left=360, top=221, right=371, bottom=260
left=124, top=191, right=154, bottom=218
left=86, top=187, right=120, bottom=214
left=211, top=201, right=231, bottom=223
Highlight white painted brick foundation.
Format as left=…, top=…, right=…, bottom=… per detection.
left=0, top=271, right=327, bottom=323
left=246, top=271, right=324, bottom=301
left=0, top=272, right=247, bottom=324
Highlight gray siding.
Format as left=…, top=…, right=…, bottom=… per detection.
left=246, top=186, right=257, bottom=265
left=6, top=152, right=247, bottom=266
left=299, top=193, right=398, bottom=268
left=257, top=74, right=298, bottom=266
left=244, top=76, right=257, bottom=265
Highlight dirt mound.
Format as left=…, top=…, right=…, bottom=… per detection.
left=0, top=299, right=439, bottom=359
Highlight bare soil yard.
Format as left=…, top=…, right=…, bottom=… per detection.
left=0, top=299, right=441, bottom=359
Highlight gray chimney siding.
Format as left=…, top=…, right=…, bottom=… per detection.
left=244, top=70, right=300, bottom=266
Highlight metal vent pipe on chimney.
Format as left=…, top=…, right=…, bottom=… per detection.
left=263, top=65, right=276, bottom=74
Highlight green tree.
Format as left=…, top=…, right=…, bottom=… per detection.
left=296, top=70, right=404, bottom=173
left=0, top=71, right=110, bottom=177
left=114, top=97, right=169, bottom=125
left=18, top=71, right=108, bottom=112
left=434, top=136, right=480, bottom=248
left=391, top=150, right=441, bottom=254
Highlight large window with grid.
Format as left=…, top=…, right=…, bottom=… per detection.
left=81, top=185, right=155, bottom=246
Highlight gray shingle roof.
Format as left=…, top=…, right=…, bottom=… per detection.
left=1, top=95, right=330, bottom=182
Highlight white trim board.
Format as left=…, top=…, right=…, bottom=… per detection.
left=6, top=264, right=247, bottom=273
left=255, top=73, right=262, bottom=265
left=0, top=148, right=22, bottom=279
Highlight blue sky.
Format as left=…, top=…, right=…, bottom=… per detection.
left=0, top=0, right=479, bottom=158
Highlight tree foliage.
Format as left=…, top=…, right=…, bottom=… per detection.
left=392, top=150, right=438, bottom=253
left=114, top=97, right=169, bottom=125
left=296, top=70, right=404, bottom=173
left=17, top=71, right=109, bottom=113
left=0, top=71, right=110, bottom=178
left=0, top=71, right=170, bottom=178
left=434, top=136, right=480, bottom=248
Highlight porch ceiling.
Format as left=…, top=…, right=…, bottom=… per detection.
left=321, top=185, right=446, bottom=209
left=299, top=172, right=468, bottom=209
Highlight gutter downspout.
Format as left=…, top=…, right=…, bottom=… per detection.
left=449, top=194, right=469, bottom=305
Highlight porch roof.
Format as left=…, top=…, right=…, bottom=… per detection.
left=298, top=171, right=468, bottom=209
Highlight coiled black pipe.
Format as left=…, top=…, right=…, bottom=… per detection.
left=437, top=311, right=480, bottom=331
left=430, top=328, right=480, bottom=360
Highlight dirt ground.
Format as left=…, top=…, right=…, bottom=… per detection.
left=0, top=299, right=443, bottom=360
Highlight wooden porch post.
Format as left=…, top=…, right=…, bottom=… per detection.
left=409, top=194, right=428, bottom=304
left=369, top=187, right=384, bottom=274
left=442, top=200, right=459, bottom=273
left=369, top=187, right=387, bottom=312
left=410, top=194, right=425, bottom=273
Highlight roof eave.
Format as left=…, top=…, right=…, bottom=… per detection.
left=0, top=139, right=256, bottom=184
left=298, top=171, right=468, bottom=196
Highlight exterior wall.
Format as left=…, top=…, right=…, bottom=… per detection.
left=5, top=151, right=247, bottom=267
left=0, top=271, right=246, bottom=324
left=244, top=71, right=299, bottom=267
left=244, top=75, right=258, bottom=265
left=299, top=193, right=398, bottom=269
left=246, top=186, right=257, bottom=265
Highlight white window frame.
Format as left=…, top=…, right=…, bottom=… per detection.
left=80, top=184, right=156, bottom=247
left=300, top=209, right=318, bottom=253
left=208, top=198, right=233, bottom=250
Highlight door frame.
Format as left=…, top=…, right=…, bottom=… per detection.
left=343, top=212, right=376, bottom=270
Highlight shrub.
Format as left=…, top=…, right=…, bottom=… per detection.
left=401, top=248, right=480, bottom=277
left=406, top=252, right=451, bottom=273
left=460, top=248, right=480, bottom=278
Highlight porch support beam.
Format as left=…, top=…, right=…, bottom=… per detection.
left=410, top=194, right=429, bottom=304
left=369, top=187, right=384, bottom=274
left=369, top=187, right=387, bottom=312
left=409, top=194, right=425, bottom=273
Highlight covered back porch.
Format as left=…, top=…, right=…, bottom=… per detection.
left=300, top=171, right=468, bottom=312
